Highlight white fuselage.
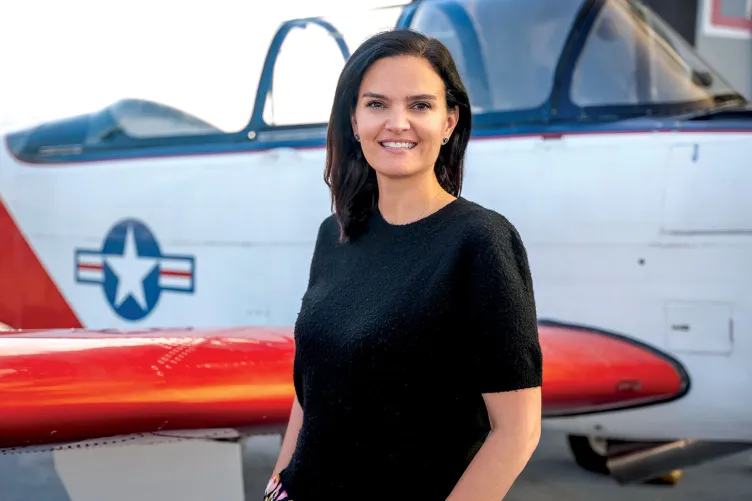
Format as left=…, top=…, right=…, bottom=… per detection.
left=1, top=129, right=751, bottom=442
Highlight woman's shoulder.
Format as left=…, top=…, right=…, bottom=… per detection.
left=454, top=199, right=535, bottom=293
left=317, top=213, right=339, bottom=234
left=312, top=213, right=340, bottom=244
left=454, top=197, right=523, bottom=249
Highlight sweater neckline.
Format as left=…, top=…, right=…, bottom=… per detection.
left=371, top=196, right=466, bottom=232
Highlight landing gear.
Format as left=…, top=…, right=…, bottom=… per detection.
left=567, top=435, right=610, bottom=475
left=567, top=435, right=684, bottom=485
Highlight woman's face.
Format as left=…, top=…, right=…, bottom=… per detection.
left=351, top=55, right=458, bottom=181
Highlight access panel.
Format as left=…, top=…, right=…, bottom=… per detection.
left=665, top=301, right=733, bottom=355
left=661, top=142, right=752, bottom=234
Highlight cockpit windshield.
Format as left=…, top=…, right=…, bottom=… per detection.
left=408, top=0, right=742, bottom=118
left=570, top=0, right=740, bottom=109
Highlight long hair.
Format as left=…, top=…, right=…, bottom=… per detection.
left=324, top=29, right=472, bottom=242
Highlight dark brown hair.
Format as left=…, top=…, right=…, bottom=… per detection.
left=324, top=29, right=472, bottom=242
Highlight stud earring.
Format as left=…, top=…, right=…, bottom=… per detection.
left=354, top=134, right=360, bottom=142
left=442, top=137, right=449, bottom=145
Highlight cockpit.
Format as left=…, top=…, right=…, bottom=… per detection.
left=6, top=0, right=747, bottom=162
left=252, top=0, right=744, bottom=131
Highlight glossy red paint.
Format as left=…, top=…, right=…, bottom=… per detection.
left=0, top=327, right=296, bottom=450
left=0, top=199, right=82, bottom=329
left=539, top=322, right=688, bottom=417
left=0, top=323, right=687, bottom=450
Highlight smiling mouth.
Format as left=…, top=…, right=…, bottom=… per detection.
left=379, top=141, right=417, bottom=150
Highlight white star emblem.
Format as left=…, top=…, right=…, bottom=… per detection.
left=104, top=223, right=159, bottom=310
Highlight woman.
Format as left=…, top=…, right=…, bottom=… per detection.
left=265, top=29, right=542, bottom=501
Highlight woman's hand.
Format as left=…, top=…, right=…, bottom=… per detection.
left=272, top=393, right=304, bottom=477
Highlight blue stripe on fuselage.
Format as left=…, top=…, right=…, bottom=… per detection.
left=7, top=116, right=752, bottom=165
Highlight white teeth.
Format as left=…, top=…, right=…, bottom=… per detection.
left=381, top=141, right=416, bottom=149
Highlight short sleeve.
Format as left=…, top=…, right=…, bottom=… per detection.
left=464, top=218, right=542, bottom=394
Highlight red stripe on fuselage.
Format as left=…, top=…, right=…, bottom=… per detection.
left=77, top=264, right=190, bottom=277
left=78, top=264, right=103, bottom=271
left=160, top=270, right=191, bottom=277
left=77, top=261, right=190, bottom=278
left=0, top=198, right=82, bottom=329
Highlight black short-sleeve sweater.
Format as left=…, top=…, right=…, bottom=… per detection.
left=278, top=196, right=542, bottom=501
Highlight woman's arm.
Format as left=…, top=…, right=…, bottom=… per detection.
left=446, top=387, right=542, bottom=501
left=450, top=215, right=543, bottom=499
left=271, top=394, right=304, bottom=477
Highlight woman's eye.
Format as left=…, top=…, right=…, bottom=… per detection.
left=365, top=101, right=430, bottom=110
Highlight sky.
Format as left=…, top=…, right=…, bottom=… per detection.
left=0, top=0, right=403, bottom=132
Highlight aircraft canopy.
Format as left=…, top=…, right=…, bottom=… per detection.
left=7, top=0, right=745, bottom=160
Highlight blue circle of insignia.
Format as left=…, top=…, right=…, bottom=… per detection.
left=100, top=218, right=163, bottom=321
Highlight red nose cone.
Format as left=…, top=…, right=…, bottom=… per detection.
left=538, top=321, right=689, bottom=417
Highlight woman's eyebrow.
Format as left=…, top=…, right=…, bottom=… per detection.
left=361, top=92, right=437, bottom=101
left=407, top=94, right=437, bottom=101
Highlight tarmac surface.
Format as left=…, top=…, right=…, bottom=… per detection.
left=1, top=430, right=749, bottom=501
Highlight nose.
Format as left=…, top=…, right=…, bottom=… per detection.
left=385, top=107, right=410, bottom=133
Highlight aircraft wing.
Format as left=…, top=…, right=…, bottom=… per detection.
left=0, top=323, right=688, bottom=452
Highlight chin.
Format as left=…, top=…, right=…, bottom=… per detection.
left=369, top=157, right=428, bottom=178
left=372, top=163, right=424, bottom=179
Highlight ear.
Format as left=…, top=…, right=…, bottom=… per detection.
left=444, top=107, right=459, bottom=139
left=350, top=114, right=359, bottom=137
